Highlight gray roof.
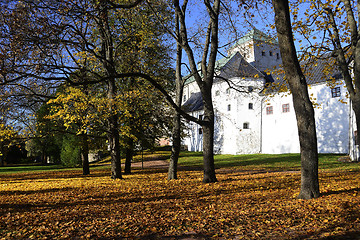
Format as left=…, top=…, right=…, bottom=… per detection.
left=265, top=58, right=342, bottom=93
left=182, top=92, right=203, bottom=112
left=217, top=52, right=264, bottom=79
left=184, top=52, right=265, bottom=85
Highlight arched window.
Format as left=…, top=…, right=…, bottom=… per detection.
left=227, top=104, right=231, bottom=111
left=248, top=103, right=253, bottom=110
left=243, top=122, right=249, bottom=129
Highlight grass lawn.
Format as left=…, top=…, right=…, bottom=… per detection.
left=0, top=153, right=359, bottom=239
left=178, top=152, right=359, bottom=171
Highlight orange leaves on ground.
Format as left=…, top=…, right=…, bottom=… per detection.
left=0, top=169, right=360, bottom=239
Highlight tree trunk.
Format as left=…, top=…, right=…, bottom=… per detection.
left=108, top=77, right=122, bottom=179
left=352, top=98, right=360, bottom=161
left=81, top=134, right=90, bottom=175
left=201, top=92, right=217, bottom=183
left=272, top=0, right=319, bottom=199
left=202, top=108, right=217, bottom=183
left=168, top=13, right=183, bottom=180
left=98, top=1, right=122, bottom=179
left=108, top=118, right=122, bottom=179
left=124, top=137, right=134, bottom=174
left=168, top=112, right=181, bottom=180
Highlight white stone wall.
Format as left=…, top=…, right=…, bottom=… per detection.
left=311, top=82, right=350, bottom=154
left=261, top=93, right=300, bottom=154
left=229, top=40, right=282, bottom=72
left=182, top=81, right=200, bottom=104
left=183, top=110, right=203, bottom=152
left=261, top=82, right=350, bottom=154
left=253, top=41, right=282, bottom=72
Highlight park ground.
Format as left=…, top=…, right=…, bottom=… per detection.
left=0, top=152, right=360, bottom=239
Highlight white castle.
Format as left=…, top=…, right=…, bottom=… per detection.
left=182, top=29, right=358, bottom=160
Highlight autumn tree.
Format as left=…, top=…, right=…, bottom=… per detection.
left=290, top=0, right=360, bottom=161
left=272, top=0, right=320, bottom=199
left=0, top=0, right=174, bottom=179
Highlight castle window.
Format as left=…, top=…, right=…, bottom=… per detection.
left=215, top=90, right=220, bottom=96
left=282, top=103, right=290, bottom=113
left=227, top=104, right=231, bottom=111
left=243, top=122, right=249, bottom=129
left=183, top=95, right=186, bottom=102
left=331, top=87, right=341, bottom=98
left=262, top=51, right=266, bottom=56
left=226, top=88, right=230, bottom=94
left=248, top=103, right=253, bottom=110
left=269, top=51, right=273, bottom=56
left=199, top=128, right=203, bottom=134
left=266, top=106, right=273, bottom=115
left=276, top=53, right=280, bottom=59
left=199, top=115, right=203, bottom=120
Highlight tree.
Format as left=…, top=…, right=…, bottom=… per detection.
left=0, top=0, right=173, bottom=179
left=293, top=0, right=360, bottom=161
left=272, top=0, right=320, bottom=199
left=168, top=12, right=183, bottom=180
left=171, top=0, right=221, bottom=183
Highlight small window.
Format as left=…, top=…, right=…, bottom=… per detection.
left=199, top=128, right=203, bottom=134
left=226, top=88, right=230, bottom=94
left=331, top=87, right=341, bottom=98
left=248, top=103, right=253, bottom=110
left=276, top=53, right=280, bottom=59
left=355, top=131, right=358, bottom=145
left=248, top=86, right=253, bottom=92
left=269, top=51, right=273, bottom=56
left=243, top=122, right=249, bottom=129
left=282, top=103, right=290, bottom=113
left=199, top=115, right=203, bottom=120
left=262, top=51, right=266, bottom=56
left=183, top=95, right=187, bottom=102
left=215, top=90, right=220, bottom=96
left=227, top=104, right=231, bottom=111
left=266, top=106, right=273, bottom=115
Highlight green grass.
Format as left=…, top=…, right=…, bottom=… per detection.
left=0, top=164, right=70, bottom=174
left=1, top=152, right=358, bottom=174
left=178, top=152, right=359, bottom=171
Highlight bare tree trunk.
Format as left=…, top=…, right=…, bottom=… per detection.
left=352, top=98, right=360, bottom=161
left=168, top=112, right=181, bottom=179
left=168, top=14, right=183, bottom=180
left=80, top=134, right=90, bottom=175
left=108, top=80, right=122, bottom=179
left=98, top=0, right=122, bottom=179
left=173, top=0, right=220, bottom=183
left=124, top=137, right=134, bottom=174
left=272, top=0, right=320, bottom=199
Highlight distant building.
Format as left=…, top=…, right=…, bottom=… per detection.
left=182, top=29, right=358, bottom=160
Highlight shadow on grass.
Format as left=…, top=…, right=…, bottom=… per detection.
left=321, top=187, right=360, bottom=197
left=135, top=232, right=211, bottom=240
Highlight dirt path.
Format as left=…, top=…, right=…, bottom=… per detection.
left=129, top=160, right=170, bottom=169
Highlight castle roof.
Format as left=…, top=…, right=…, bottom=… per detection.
left=184, top=51, right=264, bottom=85
left=182, top=92, right=203, bottom=112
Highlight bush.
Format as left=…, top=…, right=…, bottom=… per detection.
left=60, top=135, right=80, bottom=167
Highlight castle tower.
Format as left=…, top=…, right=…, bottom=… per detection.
left=227, top=28, right=282, bottom=72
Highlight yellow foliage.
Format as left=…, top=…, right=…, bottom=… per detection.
left=1, top=169, right=360, bottom=239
